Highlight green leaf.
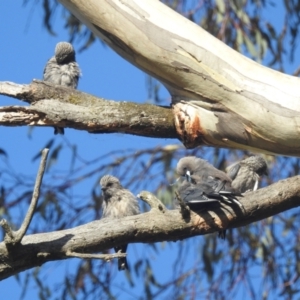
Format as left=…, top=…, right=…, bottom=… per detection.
left=236, top=28, right=243, bottom=52
left=216, top=0, right=225, bottom=14
left=244, top=34, right=257, bottom=58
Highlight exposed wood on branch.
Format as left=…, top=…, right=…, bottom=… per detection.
left=0, top=176, right=299, bottom=280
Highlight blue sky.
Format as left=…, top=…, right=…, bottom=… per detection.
left=0, top=1, right=299, bottom=299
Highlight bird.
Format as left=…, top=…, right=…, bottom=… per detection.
left=43, top=42, right=81, bottom=134
left=176, top=156, right=241, bottom=203
left=100, top=175, right=140, bottom=271
left=178, top=175, right=234, bottom=208
left=226, top=156, right=268, bottom=193
left=176, top=156, right=242, bottom=239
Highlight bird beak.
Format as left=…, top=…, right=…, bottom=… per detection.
left=185, top=170, right=192, bottom=183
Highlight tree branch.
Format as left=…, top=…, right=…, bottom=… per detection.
left=1, top=79, right=300, bottom=156
left=138, top=191, right=167, bottom=212
left=57, top=0, right=300, bottom=155
left=0, top=81, right=176, bottom=138
left=0, top=148, right=49, bottom=245
left=0, top=175, right=299, bottom=280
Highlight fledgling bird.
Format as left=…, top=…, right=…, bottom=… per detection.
left=100, top=175, right=140, bottom=271
left=226, top=156, right=268, bottom=193
left=43, top=42, right=81, bottom=134
left=177, top=156, right=242, bottom=239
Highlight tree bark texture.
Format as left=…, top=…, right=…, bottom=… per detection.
left=0, top=176, right=300, bottom=280
left=0, top=81, right=176, bottom=138
left=58, top=0, right=300, bottom=155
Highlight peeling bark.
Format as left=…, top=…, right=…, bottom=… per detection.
left=0, top=176, right=299, bottom=280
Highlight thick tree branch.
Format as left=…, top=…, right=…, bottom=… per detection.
left=0, top=148, right=49, bottom=245
left=58, top=0, right=300, bottom=155
left=0, top=81, right=176, bottom=138
left=1, top=80, right=300, bottom=156
left=0, top=176, right=299, bottom=280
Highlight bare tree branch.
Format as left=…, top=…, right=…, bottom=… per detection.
left=0, top=80, right=176, bottom=138
left=0, top=175, right=299, bottom=280
left=138, top=191, right=167, bottom=212
left=0, top=148, right=49, bottom=245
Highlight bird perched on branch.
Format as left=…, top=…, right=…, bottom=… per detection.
left=100, top=175, right=140, bottom=271
left=226, top=156, right=268, bottom=193
left=176, top=156, right=241, bottom=204
left=176, top=156, right=242, bottom=239
left=43, top=41, right=81, bottom=134
left=178, top=175, right=237, bottom=208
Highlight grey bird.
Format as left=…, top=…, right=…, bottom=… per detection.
left=177, top=156, right=242, bottom=239
left=178, top=175, right=235, bottom=208
left=43, top=42, right=81, bottom=134
left=226, top=156, right=268, bottom=193
left=177, top=156, right=240, bottom=199
left=100, top=175, right=140, bottom=271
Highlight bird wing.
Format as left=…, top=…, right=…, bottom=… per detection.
left=253, top=178, right=259, bottom=191
left=205, top=175, right=238, bottom=194
left=186, top=198, right=220, bottom=204
left=179, top=182, right=220, bottom=204
left=226, top=162, right=241, bottom=180
left=43, top=57, right=61, bottom=85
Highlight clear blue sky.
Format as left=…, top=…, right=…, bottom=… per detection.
left=0, top=1, right=299, bottom=299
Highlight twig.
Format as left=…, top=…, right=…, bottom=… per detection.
left=1, top=148, right=49, bottom=245
left=0, top=220, right=14, bottom=240
left=66, top=251, right=126, bottom=261
left=137, top=191, right=166, bottom=212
